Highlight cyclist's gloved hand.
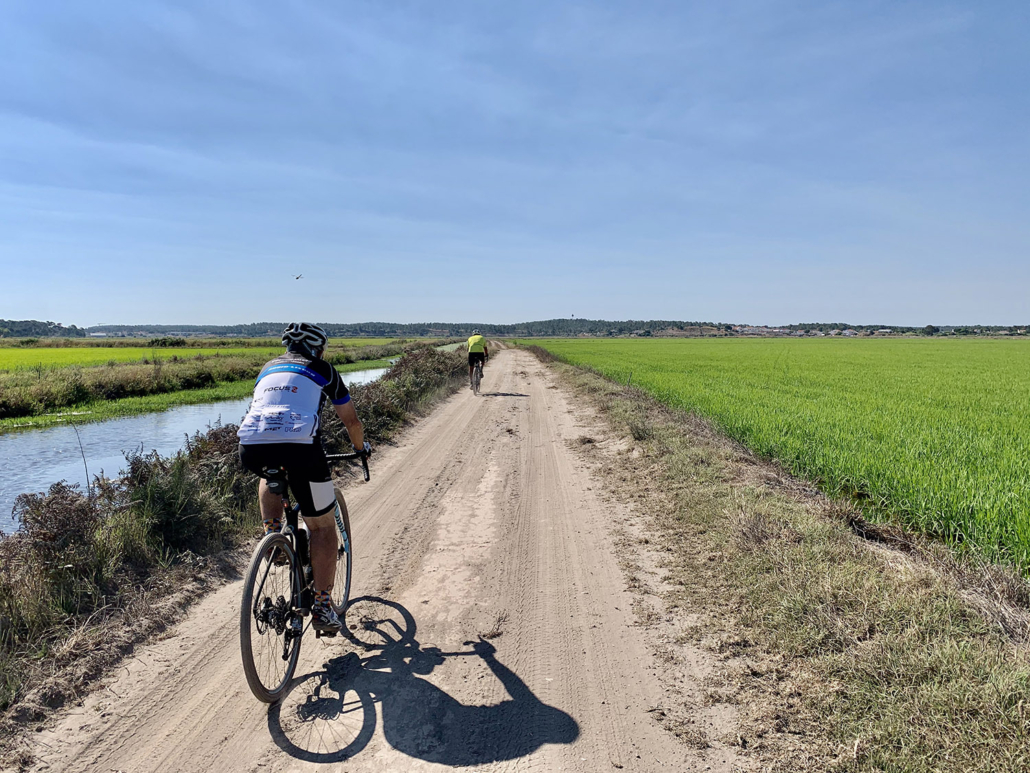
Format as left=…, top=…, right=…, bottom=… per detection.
left=355, top=441, right=373, bottom=456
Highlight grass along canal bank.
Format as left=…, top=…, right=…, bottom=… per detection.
left=0, top=358, right=393, bottom=433
left=0, top=338, right=456, bottom=432
left=0, top=362, right=393, bottom=532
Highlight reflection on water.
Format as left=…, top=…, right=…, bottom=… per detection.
left=0, top=367, right=387, bottom=533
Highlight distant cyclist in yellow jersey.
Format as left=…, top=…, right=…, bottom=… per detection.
left=467, top=330, right=488, bottom=389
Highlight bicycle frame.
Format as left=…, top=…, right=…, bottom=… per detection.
left=241, top=449, right=370, bottom=701
left=472, top=360, right=484, bottom=394
left=254, top=452, right=369, bottom=642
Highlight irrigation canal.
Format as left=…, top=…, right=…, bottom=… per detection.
left=0, top=366, right=389, bottom=533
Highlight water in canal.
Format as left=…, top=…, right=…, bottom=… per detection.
left=0, top=367, right=388, bottom=533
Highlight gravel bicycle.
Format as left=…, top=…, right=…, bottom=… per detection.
left=240, top=451, right=370, bottom=703
left=472, top=360, right=484, bottom=395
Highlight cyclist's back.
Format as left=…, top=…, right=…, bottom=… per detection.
left=237, top=349, right=349, bottom=444
left=467, top=333, right=487, bottom=354
left=237, top=322, right=367, bottom=633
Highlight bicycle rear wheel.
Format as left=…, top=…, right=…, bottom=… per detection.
left=473, top=364, right=481, bottom=395
left=330, top=488, right=354, bottom=617
left=240, top=533, right=303, bottom=703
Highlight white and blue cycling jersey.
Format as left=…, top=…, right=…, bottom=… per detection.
left=237, top=352, right=350, bottom=445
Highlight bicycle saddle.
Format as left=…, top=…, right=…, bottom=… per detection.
left=261, top=466, right=288, bottom=496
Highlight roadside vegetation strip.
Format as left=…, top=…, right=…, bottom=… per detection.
left=0, top=338, right=407, bottom=371
left=535, top=348, right=1030, bottom=772
left=528, top=337, right=1030, bottom=571
left=0, top=359, right=394, bottom=433
left=0, top=340, right=418, bottom=425
left=0, top=346, right=281, bottom=370
left=0, top=336, right=399, bottom=352
left=0, top=345, right=466, bottom=741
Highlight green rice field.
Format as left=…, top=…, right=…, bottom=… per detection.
left=0, top=339, right=397, bottom=371
left=0, top=347, right=279, bottom=370
left=532, top=338, right=1030, bottom=568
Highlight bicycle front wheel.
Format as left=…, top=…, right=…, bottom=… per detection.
left=240, top=533, right=303, bottom=703
left=330, top=488, right=354, bottom=617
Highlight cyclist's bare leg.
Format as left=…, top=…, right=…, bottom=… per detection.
left=303, top=513, right=338, bottom=593
left=258, top=480, right=282, bottom=526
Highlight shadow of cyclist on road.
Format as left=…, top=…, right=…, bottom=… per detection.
left=268, top=597, right=579, bottom=765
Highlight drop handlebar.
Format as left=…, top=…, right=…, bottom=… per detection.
left=326, top=451, right=371, bottom=482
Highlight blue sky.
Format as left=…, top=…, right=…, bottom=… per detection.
left=1, top=1, right=1027, bottom=326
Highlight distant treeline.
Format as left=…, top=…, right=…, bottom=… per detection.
left=785, top=323, right=1028, bottom=335
left=84, top=319, right=724, bottom=338
left=0, top=319, right=86, bottom=338
left=4, top=318, right=1027, bottom=340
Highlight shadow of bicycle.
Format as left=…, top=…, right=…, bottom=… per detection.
left=267, top=596, right=579, bottom=765
left=480, top=392, right=529, bottom=398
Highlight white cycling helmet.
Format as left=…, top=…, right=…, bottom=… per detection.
left=472, top=329, right=481, bottom=335
left=282, top=322, right=328, bottom=354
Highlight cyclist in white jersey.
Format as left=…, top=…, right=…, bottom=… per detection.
left=237, top=322, right=370, bottom=632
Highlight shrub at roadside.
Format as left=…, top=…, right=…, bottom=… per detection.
left=0, top=424, right=255, bottom=721
left=0, top=345, right=465, bottom=730
left=322, top=345, right=466, bottom=451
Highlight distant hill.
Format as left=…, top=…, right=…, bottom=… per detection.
left=0, top=319, right=86, bottom=338
left=3, top=318, right=1025, bottom=339
left=83, top=319, right=730, bottom=338
left=81, top=319, right=1028, bottom=338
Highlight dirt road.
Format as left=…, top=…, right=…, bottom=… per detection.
left=22, top=349, right=747, bottom=773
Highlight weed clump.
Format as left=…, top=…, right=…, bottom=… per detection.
left=323, top=345, right=466, bottom=452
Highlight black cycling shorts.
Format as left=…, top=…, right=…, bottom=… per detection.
left=238, top=442, right=335, bottom=519
left=468, top=352, right=486, bottom=367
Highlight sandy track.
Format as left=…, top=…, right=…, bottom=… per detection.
left=21, top=349, right=746, bottom=773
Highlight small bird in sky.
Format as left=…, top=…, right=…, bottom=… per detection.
left=294, top=274, right=303, bottom=280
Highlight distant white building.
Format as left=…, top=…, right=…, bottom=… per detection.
left=843, top=329, right=858, bottom=337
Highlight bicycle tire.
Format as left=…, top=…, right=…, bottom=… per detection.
left=240, top=533, right=303, bottom=703
left=330, top=488, right=354, bottom=617
left=473, top=364, right=482, bottom=395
